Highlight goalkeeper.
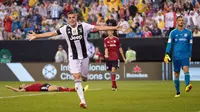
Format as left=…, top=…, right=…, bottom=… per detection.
left=164, top=16, right=193, bottom=97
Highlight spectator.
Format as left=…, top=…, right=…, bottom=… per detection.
left=106, top=14, right=117, bottom=26
left=134, top=12, right=143, bottom=25
left=118, top=18, right=129, bottom=38
left=136, top=0, right=147, bottom=14
left=63, top=2, right=73, bottom=17
left=81, top=3, right=88, bottom=22
left=164, top=7, right=176, bottom=36
left=0, top=19, right=3, bottom=40
left=3, top=14, right=12, bottom=40
left=49, top=1, right=63, bottom=19
left=96, top=13, right=106, bottom=38
left=110, top=8, right=118, bottom=21
left=11, top=17, right=21, bottom=32
left=129, top=1, right=138, bottom=18
left=133, top=22, right=142, bottom=37
left=151, top=23, right=162, bottom=37
left=98, top=0, right=108, bottom=18
left=155, top=11, right=164, bottom=23
left=104, top=0, right=121, bottom=12
left=157, top=18, right=165, bottom=31
left=142, top=26, right=152, bottom=38
left=184, top=1, right=193, bottom=11
left=193, top=27, right=200, bottom=37
left=126, top=28, right=135, bottom=38
left=38, top=3, right=48, bottom=18
left=93, top=47, right=103, bottom=63
left=21, top=5, right=29, bottom=17
left=128, top=16, right=134, bottom=28
left=106, top=14, right=117, bottom=36
left=55, top=45, right=68, bottom=63
left=88, top=14, right=99, bottom=39
left=0, top=9, right=7, bottom=20
left=29, top=0, right=38, bottom=7
left=13, top=28, right=22, bottom=40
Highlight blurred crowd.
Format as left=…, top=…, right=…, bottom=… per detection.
left=0, top=0, right=200, bottom=40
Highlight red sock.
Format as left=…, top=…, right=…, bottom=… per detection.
left=111, top=73, right=117, bottom=88
left=58, top=87, right=75, bottom=92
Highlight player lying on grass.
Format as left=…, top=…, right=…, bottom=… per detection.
left=6, top=82, right=89, bottom=92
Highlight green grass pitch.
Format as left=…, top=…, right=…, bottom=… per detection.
left=0, top=81, right=200, bottom=112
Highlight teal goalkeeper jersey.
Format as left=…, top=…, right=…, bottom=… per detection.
left=165, top=28, right=193, bottom=60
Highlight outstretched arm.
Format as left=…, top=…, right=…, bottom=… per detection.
left=6, top=85, right=26, bottom=92
left=29, top=31, right=58, bottom=41
left=94, top=25, right=118, bottom=31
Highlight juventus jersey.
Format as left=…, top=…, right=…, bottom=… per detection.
left=56, top=22, right=95, bottom=60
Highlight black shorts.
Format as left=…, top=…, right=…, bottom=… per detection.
left=40, top=83, right=51, bottom=91
left=106, top=60, right=119, bottom=71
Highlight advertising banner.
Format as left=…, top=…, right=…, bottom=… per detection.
left=124, top=63, right=162, bottom=80
left=0, top=62, right=163, bottom=81
left=173, top=62, right=200, bottom=81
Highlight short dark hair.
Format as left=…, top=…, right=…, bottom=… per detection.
left=176, top=16, right=183, bottom=21
left=19, top=86, right=22, bottom=90
left=68, top=11, right=77, bottom=15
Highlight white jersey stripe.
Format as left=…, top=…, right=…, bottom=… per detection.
left=75, top=40, right=84, bottom=59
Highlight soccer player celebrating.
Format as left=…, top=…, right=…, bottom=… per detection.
left=28, top=11, right=123, bottom=108
left=164, top=16, right=193, bottom=97
left=104, top=30, right=126, bottom=91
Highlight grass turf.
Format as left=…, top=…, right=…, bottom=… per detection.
left=0, top=81, right=200, bottom=112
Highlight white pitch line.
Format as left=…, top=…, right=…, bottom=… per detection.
left=0, top=92, right=58, bottom=100
left=88, top=88, right=102, bottom=91
left=0, top=88, right=102, bottom=100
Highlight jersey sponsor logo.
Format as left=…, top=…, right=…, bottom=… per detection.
left=179, top=38, right=187, bottom=41
left=110, top=44, right=117, bottom=47
left=70, top=35, right=83, bottom=41
left=42, top=64, right=57, bottom=80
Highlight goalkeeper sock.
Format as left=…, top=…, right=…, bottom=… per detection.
left=111, top=73, right=117, bottom=88
left=184, top=72, right=190, bottom=86
left=174, top=78, right=180, bottom=93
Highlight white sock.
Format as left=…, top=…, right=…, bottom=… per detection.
left=75, top=79, right=86, bottom=104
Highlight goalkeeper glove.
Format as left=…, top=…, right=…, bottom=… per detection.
left=164, top=53, right=171, bottom=63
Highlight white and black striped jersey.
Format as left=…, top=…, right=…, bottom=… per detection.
left=56, top=22, right=95, bottom=60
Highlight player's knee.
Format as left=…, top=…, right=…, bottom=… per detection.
left=183, top=66, right=189, bottom=73
left=72, top=73, right=81, bottom=80
left=174, top=72, right=180, bottom=78
left=111, top=67, right=116, bottom=72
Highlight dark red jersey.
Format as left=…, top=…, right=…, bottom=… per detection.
left=104, top=36, right=120, bottom=60
left=24, top=82, right=43, bottom=92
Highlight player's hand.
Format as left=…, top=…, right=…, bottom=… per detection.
left=5, top=85, right=10, bottom=88
left=28, top=32, right=37, bottom=41
left=116, top=24, right=125, bottom=31
left=104, top=54, right=108, bottom=58
left=123, top=58, right=127, bottom=64
left=164, top=54, right=171, bottom=63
